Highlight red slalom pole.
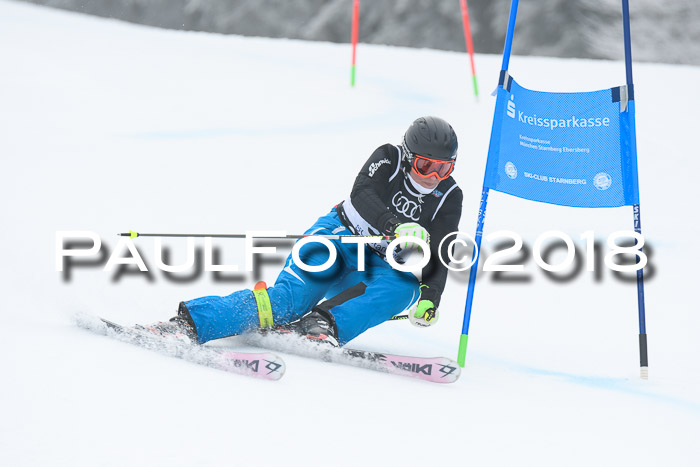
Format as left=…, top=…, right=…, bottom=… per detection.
left=350, top=0, right=360, bottom=86
left=459, top=0, right=479, bottom=98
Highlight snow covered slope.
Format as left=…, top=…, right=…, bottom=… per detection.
left=1, top=1, right=699, bottom=466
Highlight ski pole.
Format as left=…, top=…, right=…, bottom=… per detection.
left=119, top=230, right=396, bottom=241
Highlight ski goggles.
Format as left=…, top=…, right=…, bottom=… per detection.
left=412, top=155, right=455, bottom=180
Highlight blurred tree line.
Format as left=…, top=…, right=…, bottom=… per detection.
left=20, top=0, right=700, bottom=65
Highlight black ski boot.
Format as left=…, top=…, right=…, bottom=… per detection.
left=136, top=302, right=198, bottom=344
left=279, top=307, right=340, bottom=347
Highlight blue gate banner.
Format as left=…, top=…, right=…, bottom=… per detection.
left=483, top=76, right=640, bottom=208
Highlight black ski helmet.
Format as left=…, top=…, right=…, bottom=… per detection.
left=401, top=116, right=458, bottom=167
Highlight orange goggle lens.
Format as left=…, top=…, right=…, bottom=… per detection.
left=413, top=155, right=454, bottom=180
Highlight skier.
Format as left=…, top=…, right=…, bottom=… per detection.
left=146, top=116, right=463, bottom=347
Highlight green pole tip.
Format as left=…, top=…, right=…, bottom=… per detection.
left=350, top=65, right=356, bottom=87
left=457, top=334, right=469, bottom=367
left=129, top=230, right=138, bottom=239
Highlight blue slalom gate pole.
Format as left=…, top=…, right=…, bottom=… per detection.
left=634, top=204, right=648, bottom=378
left=457, top=0, right=519, bottom=368
left=500, top=0, right=519, bottom=71
left=622, top=0, right=649, bottom=379
left=622, top=0, right=634, bottom=89
left=457, top=189, right=489, bottom=366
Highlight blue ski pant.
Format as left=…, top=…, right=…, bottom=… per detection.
left=185, top=210, right=420, bottom=345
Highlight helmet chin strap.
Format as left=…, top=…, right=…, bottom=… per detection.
left=399, top=138, right=414, bottom=174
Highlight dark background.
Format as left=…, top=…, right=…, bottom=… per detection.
left=19, top=0, right=700, bottom=65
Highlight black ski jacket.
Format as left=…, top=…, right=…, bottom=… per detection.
left=337, top=144, right=463, bottom=306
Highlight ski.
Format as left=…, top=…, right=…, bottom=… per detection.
left=244, top=331, right=460, bottom=383
left=75, top=314, right=285, bottom=381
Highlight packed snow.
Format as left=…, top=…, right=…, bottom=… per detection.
left=1, top=1, right=699, bottom=465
